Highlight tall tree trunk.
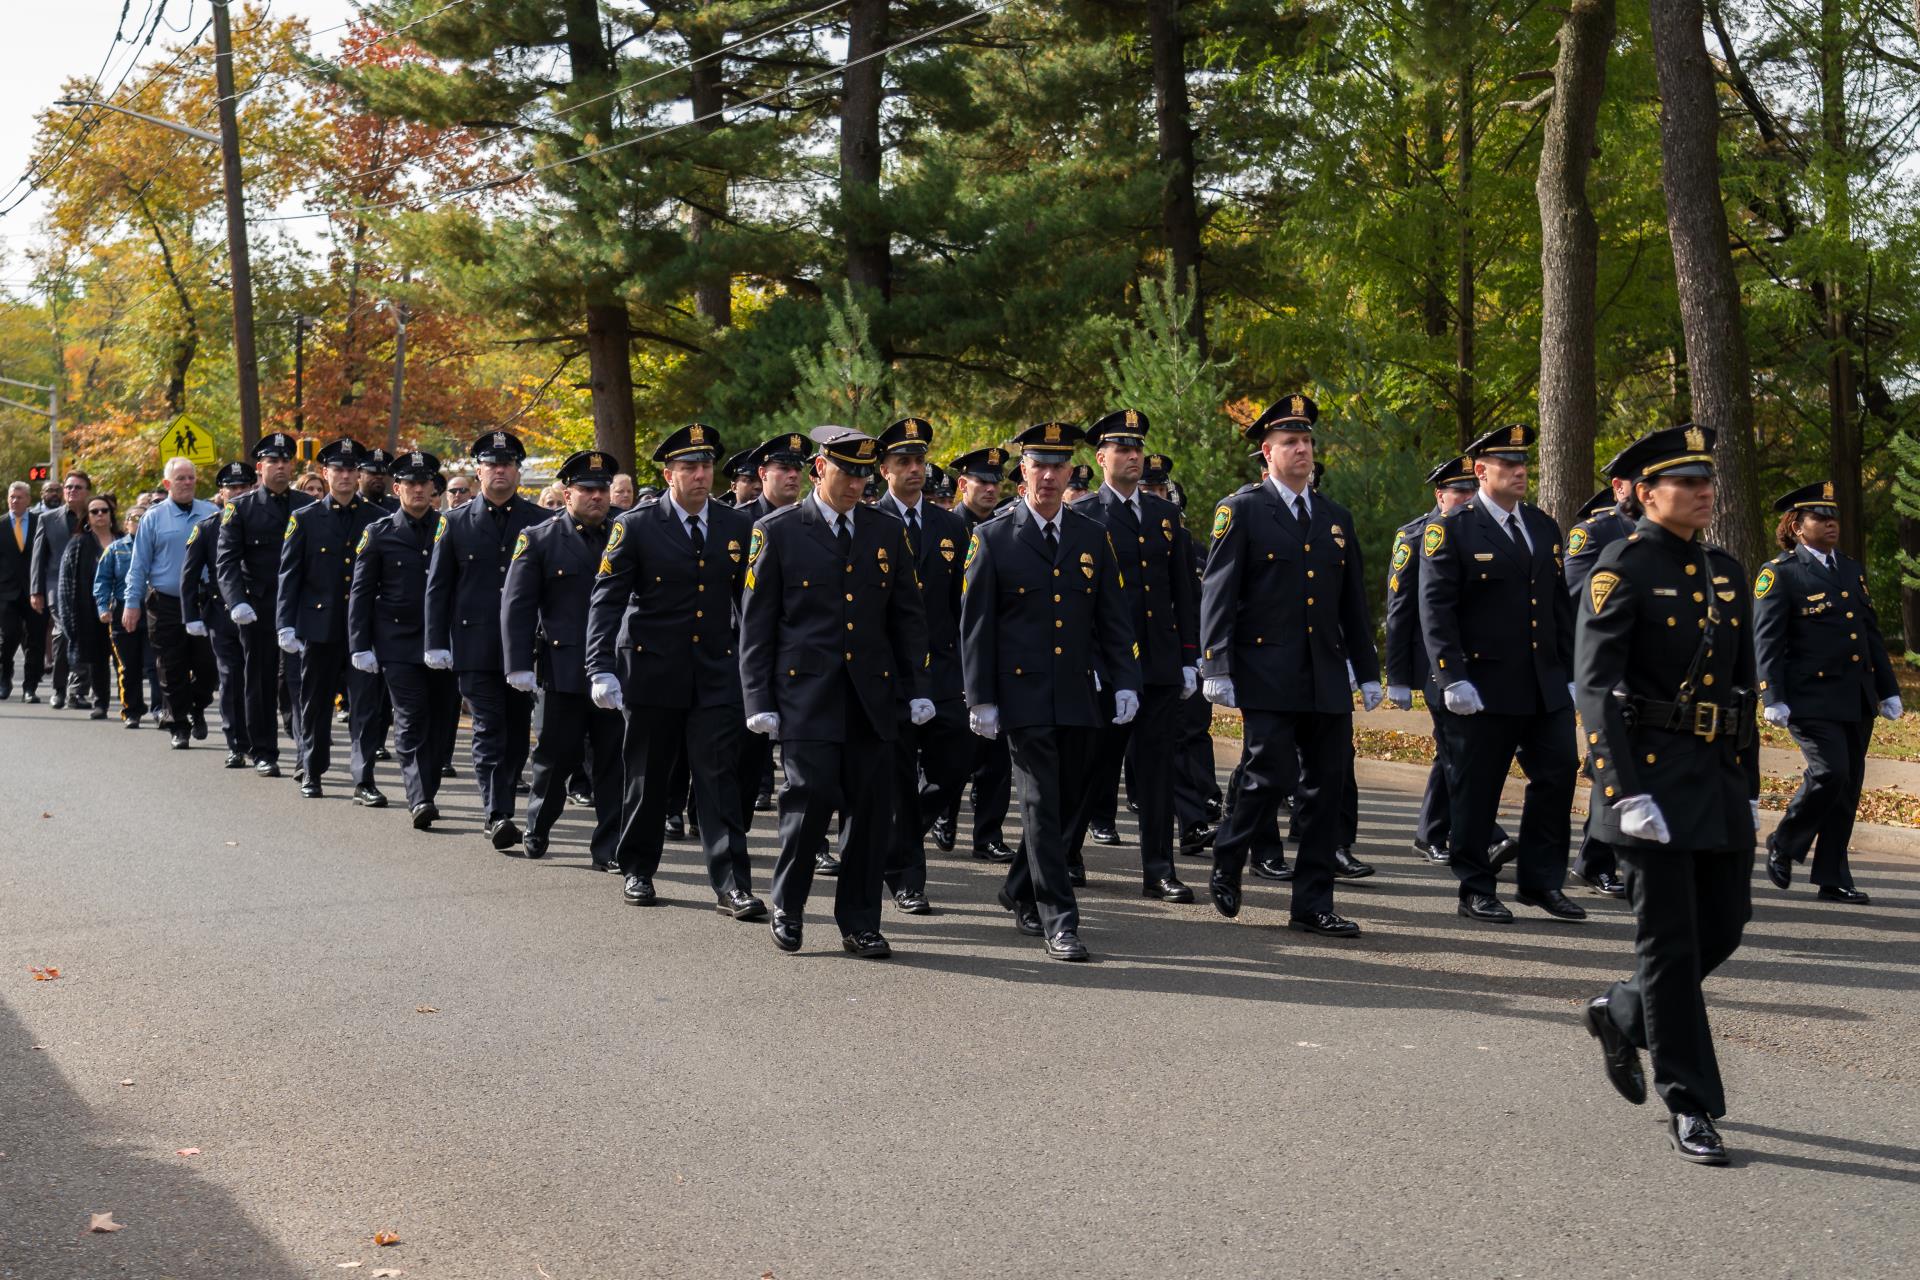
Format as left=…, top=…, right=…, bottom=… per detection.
left=1454, top=8, right=1477, bottom=450
left=566, top=0, right=637, bottom=463
left=1648, top=0, right=1764, bottom=570
left=1819, top=0, right=1862, bottom=558
left=841, top=0, right=892, bottom=358
left=1147, top=0, right=1206, bottom=353
left=1904, top=517, right=1920, bottom=657
left=1423, top=90, right=1448, bottom=340
left=688, top=21, right=732, bottom=330
left=1535, top=0, right=1615, bottom=528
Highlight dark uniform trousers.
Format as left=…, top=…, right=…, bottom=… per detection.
left=881, top=695, right=971, bottom=895
left=617, top=701, right=751, bottom=893
left=0, top=595, right=44, bottom=695
left=527, top=690, right=624, bottom=866
left=948, top=734, right=1012, bottom=848
left=1435, top=700, right=1574, bottom=897
left=1172, top=689, right=1220, bottom=828
left=459, top=671, right=533, bottom=822
left=235, top=621, right=285, bottom=758
left=108, top=614, right=146, bottom=721
left=1216, top=710, right=1353, bottom=915
left=143, top=590, right=216, bottom=728
left=297, top=643, right=380, bottom=784
left=1069, top=684, right=1181, bottom=883
left=1775, top=717, right=1871, bottom=889
left=1004, top=724, right=1095, bottom=934
left=383, top=661, right=459, bottom=810
left=207, top=627, right=249, bottom=754
left=776, top=702, right=891, bottom=934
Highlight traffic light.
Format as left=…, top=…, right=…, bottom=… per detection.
left=294, top=437, right=318, bottom=463
left=26, top=464, right=50, bottom=482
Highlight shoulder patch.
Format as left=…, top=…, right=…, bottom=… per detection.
left=1589, top=570, right=1621, bottom=614
left=283, top=514, right=298, bottom=541
left=356, top=527, right=371, bottom=555
left=747, top=526, right=763, bottom=565
left=434, top=518, right=447, bottom=544
left=606, top=520, right=626, bottom=553
left=186, top=524, right=200, bottom=546
left=1567, top=526, right=1588, bottom=555
left=1422, top=523, right=1445, bottom=557
left=1211, top=503, right=1232, bottom=541
left=512, top=532, right=530, bottom=561
left=221, top=503, right=235, bottom=526
left=1391, top=538, right=1411, bottom=571
left=1754, top=565, right=1775, bottom=599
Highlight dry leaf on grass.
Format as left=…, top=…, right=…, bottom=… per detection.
left=414, top=1006, right=438, bottom=1014
left=88, top=1212, right=123, bottom=1233
left=175, top=1148, right=200, bottom=1157
left=373, top=1231, right=400, bottom=1246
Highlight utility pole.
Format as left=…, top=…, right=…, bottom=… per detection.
left=385, top=299, right=408, bottom=453
left=211, top=0, right=262, bottom=449
left=292, top=315, right=312, bottom=434
left=0, top=376, right=59, bottom=477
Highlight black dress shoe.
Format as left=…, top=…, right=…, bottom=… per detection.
left=1066, top=861, right=1087, bottom=887
left=1126, top=798, right=1140, bottom=813
left=842, top=930, right=893, bottom=959
left=1458, top=893, right=1514, bottom=923
left=1251, top=855, right=1292, bottom=881
left=995, top=887, right=1043, bottom=936
left=1413, top=839, right=1452, bottom=865
left=1668, top=1112, right=1729, bottom=1165
left=69, top=697, right=90, bottom=710
left=375, top=746, right=391, bottom=762
left=892, top=888, right=932, bottom=914
left=718, top=890, right=768, bottom=920
left=1209, top=868, right=1242, bottom=918
left=514, top=777, right=530, bottom=794
left=22, top=691, right=39, bottom=704
left=1204, top=798, right=1223, bottom=822
left=1517, top=888, right=1588, bottom=920
left=770, top=912, right=803, bottom=951
left=815, top=848, right=841, bottom=877
left=0, top=686, right=11, bottom=701
left=52, top=694, right=66, bottom=710
left=353, top=784, right=388, bottom=809
left=411, top=802, right=438, bottom=830
left=1290, top=910, right=1361, bottom=938
left=255, top=760, right=280, bottom=778
left=1332, top=847, right=1375, bottom=879
left=89, top=705, right=108, bottom=720
left=488, top=818, right=521, bottom=851
left=1179, top=822, right=1216, bottom=855
left=663, top=814, right=686, bottom=840
left=1817, top=885, right=1870, bottom=904
left=170, top=731, right=190, bottom=750
left=1044, top=930, right=1090, bottom=962
left=1487, top=837, right=1519, bottom=873
left=124, top=716, right=142, bottom=729
left=1144, top=876, right=1194, bottom=903
left=1765, top=834, right=1792, bottom=890
left=930, top=816, right=956, bottom=852
left=1089, top=823, right=1120, bottom=846
left=190, top=712, right=207, bottom=741
left=623, top=874, right=657, bottom=906
left=442, top=763, right=457, bottom=777
left=1575, top=869, right=1628, bottom=897
left=300, top=778, right=323, bottom=799
left=753, top=789, right=775, bottom=813
left=224, top=752, right=247, bottom=769
left=1584, top=996, right=1648, bottom=1105
left=566, top=786, right=593, bottom=807
left=522, top=833, right=547, bottom=859
left=974, top=840, right=1015, bottom=863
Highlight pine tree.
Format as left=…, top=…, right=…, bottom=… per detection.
left=775, top=283, right=896, bottom=435
left=1104, top=266, right=1234, bottom=503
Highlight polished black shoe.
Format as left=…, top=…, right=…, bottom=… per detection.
left=124, top=716, right=142, bottom=729
left=770, top=912, right=803, bottom=952
left=930, top=815, right=956, bottom=852
left=1290, top=910, right=1361, bottom=938
left=842, top=930, right=893, bottom=959
left=1413, top=839, right=1452, bottom=865
left=1045, top=930, right=1090, bottom=961
left=170, top=730, right=190, bottom=750
left=1203, top=797, right=1223, bottom=822
left=300, top=778, right=323, bottom=799
left=1517, top=888, right=1588, bottom=920
left=892, top=888, right=932, bottom=915
left=488, top=818, right=521, bottom=851
left=1817, top=885, right=1870, bottom=904
left=1209, top=868, right=1242, bottom=918
left=1487, top=837, right=1519, bottom=874
left=973, top=840, right=1015, bottom=863
left=1458, top=893, right=1514, bottom=923
left=815, top=848, right=841, bottom=877
left=753, top=789, right=775, bottom=813
left=334, top=706, right=349, bottom=724
left=1144, top=876, right=1194, bottom=903
left=718, top=890, right=768, bottom=920
left=1089, top=823, right=1120, bottom=846
left=442, top=763, right=457, bottom=778
left=254, top=760, right=280, bottom=778
left=190, top=712, right=208, bottom=741
left=51, top=694, right=66, bottom=710
left=411, top=802, right=439, bottom=830
left=566, top=785, right=593, bottom=807
left=664, top=814, right=686, bottom=840
left=1179, top=822, right=1216, bottom=855
left=1066, top=861, right=1087, bottom=887
left=1584, top=996, right=1648, bottom=1105
left=522, top=833, right=547, bottom=860
left=89, top=705, right=108, bottom=720
left=995, top=887, right=1043, bottom=936
left=223, top=752, right=247, bottom=769
left=1668, top=1112, right=1729, bottom=1165
left=1332, top=847, right=1375, bottom=879
left=1765, top=834, right=1792, bottom=891
left=353, top=784, right=388, bottom=809
left=1251, top=855, right=1292, bottom=881
left=374, top=746, right=391, bottom=762
left=1575, top=869, right=1628, bottom=898
left=623, top=874, right=657, bottom=906
left=21, top=691, right=39, bottom=705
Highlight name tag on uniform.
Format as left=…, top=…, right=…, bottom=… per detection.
left=1652, top=587, right=1678, bottom=597
left=1473, top=553, right=1494, bottom=562
left=1807, top=591, right=1826, bottom=601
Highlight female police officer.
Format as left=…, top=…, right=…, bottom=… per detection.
left=1573, top=425, right=1759, bottom=1166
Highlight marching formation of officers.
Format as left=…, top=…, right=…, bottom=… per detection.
left=51, top=395, right=1899, bottom=1171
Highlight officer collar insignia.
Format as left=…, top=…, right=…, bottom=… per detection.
left=1685, top=426, right=1706, bottom=451
left=1589, top=570, right=1620, bottom=614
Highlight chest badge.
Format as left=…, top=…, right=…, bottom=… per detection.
left=940, top=536, right=955, bottom=562
left=727, top=538, right=742, bottom=563
left=1080, top=550, right=1095, bottom=579
left=877, top=545, right=890, bottom=574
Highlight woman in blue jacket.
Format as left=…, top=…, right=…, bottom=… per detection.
left=93, top=504, right=148, bottom=726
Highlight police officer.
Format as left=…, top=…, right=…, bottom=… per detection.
left=181, top=461, right=255, bottom=768
left=1756, top=481, right=1901, bottom=905
left=350, top=450, right=457, bottom=828
left=1575, top=424, right=1759, bottom=1166
left=1063, top=409, right=1200, bottom=902
left=278, top=438, right=384, bottom=801
left=357, top=448, right=398, bottom=512
left=962, top=422, right=1139, bottom=962
left=1153, top=452, right=1222, bottom=852
left=926, top=461, right=954, bottom=511
left=721, top=449, right=761, bottom=508
left=217, top=432, right=312, bottom=778
left=1067, top=463, right=1093, bottom=499
left=426, top=430, right=552, bottom=847
left=1200, top=395, right=1383, bottom=938
left=740, top=426, right=931, bottom=958
left=503, top=450, right=623, bottom=868
left=935, top=446, right=1016, bottom=863
left=867, top=416, right=972, bottom=914
left=1419, top=424, right=1583, bottom=924
left=587, top=424, right=763, bottom=918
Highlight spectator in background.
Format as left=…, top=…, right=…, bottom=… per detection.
left=59, top=493, right=116, bottom=718
left=94, top=504, right=148, bottom=727
left=40, top=480, right=61, bottom=510
left=609, top=473, right=636, bottom=511
left=2, top=480, right=45, bottom=702
left=537, top=482, right=566, bottom=510
left=31, top=470, right=92, bottom=708
left=297, top=471, right=326, bottom=500
left=122, top=457, right=218, bottom=749
left=444, top=474, right=474, bottom=508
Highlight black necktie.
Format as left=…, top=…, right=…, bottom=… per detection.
left=905, top=506, right=920, bottom=553
left=835, top=515, right=851, bottom=558
left=1043, top=520, right=1058, bottom=559
left=1292, top=496, right=1309, bottom=531
left=686, top=515, right=704, bottom=554
left=1505, top=513, right=1526, bottom=551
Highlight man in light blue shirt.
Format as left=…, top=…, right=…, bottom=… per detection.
left=122, top=456, right=218, bottom=747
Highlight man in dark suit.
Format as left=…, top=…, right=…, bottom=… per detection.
left=0, top=481, right=43, bottom=701
left=1200, top=395, right=1383, bottom=939
left=1419, top=424, right=1582, bottom=924
left=504, top=450, right=622, bottom=868
left=867, top=416, right=972, bottom=914
left=182, top=462, right=256, bottom=767
left=936, top=446, right=1016, bottom=864
left=962, top=422, right=1140, bottom=962
left=426, top=431, right=552, bottom=848
left=216, top=432, right=312, bottom=777
left=29, top=470, right=90, bottom=708
left=588, top=424, right=763, bottom=918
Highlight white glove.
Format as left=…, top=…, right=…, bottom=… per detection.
left=277, top=627, right=304, bottom=654
left=909, top=698, right=935, bottom=726
left=590, top=672, right=624, bottom=711
left=1443, top=681, right=1484, bottom=715
left=229, top=602, right=258, bottom=626
left=746, top=711, right=780, bottom=736
left=1762, top=701, right=1790, bottom=727
left=1881, top=696, right=1903, bottom=720
left=1361, top=681, right=1384, bottom=712
left=185, top=620, right=208, bottom=638
left=1751, top=799, right=1761, bottom=835
left=1181, top=666, right=1198, bottom=699
left=1203, top=676, right=1236, bottom=708
left=1113, top=689, right=1139, bottom=725
left=506, top=669, right=538, bottom=693
left=351, top=650, right=379, bottom=674
left=424, top=648, right=453, bottom=670
left=968, top=703, right=1000, bottom=739
left=1386, top=684, right=1412, bottom=710
left=1616, top=794, right=1671, bottom=845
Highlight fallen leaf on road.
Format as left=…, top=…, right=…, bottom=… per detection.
left=30, top=966, right=61, bottom=981
left=373, top=1270, right=405, bottom=1278
left=414, top=1006, right=437, bottom=1014
left=42, top=812, right=52, bottom=819
left=335, top=1263, right=362, bottom=1270
left=88, top=1212, right=123, bottom=1233
left=373, top=1231, right=400, bottom=1247
left=175, top=1148, right=200, bottom=1157
left=225, top=841, right=238, bottom=847
left=120, top=1079, right=134, bottom=1087
left=31, top=1044, right=44, bottom=1051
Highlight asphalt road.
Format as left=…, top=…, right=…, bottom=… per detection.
left=4, top=700, right=1917, bottom=1279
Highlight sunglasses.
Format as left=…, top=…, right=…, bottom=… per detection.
left=87, top=506, right=112, bottom=515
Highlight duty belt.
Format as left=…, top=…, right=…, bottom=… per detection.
left=1625, top=694, right=1754, bottom=747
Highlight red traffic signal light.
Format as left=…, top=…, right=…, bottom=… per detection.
left=27, top=463, right=50, bottom=482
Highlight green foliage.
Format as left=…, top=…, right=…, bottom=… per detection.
left=773, top=284, right=896, bottom=436
left=1103, top=266, right=1235, bottom=506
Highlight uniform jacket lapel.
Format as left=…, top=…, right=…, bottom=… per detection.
left=1256, top=481, right=1304, bottom=551
left=1011, top=501, right=1056, bottom=565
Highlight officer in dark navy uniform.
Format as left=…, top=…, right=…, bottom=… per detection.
left=426, top=431, right=552, bottom=848
left=1200, top=395, right=1382, bottom=939
left=1147, top=454, right=1222, bottom=849
left=926, top=461, right=954, bottom=511
left=1418, top=424, right=1583, bottom=924
left=216, top=432, right=311, bottom=778
left=278, top=438, right=384, bottom=801
left=587, top=424, right=763, bottom=918
left=721, top=448, right=761, bottom=508
left=961, top=422, right=1140, bottom=961
left=1756, top=480, right=1901, bottom=905
left=934, top=446, right=1015, bottom=863
left=181, top=461, right=254, bottom=767
left=740, top=426, right=931, bottom=958
left=730, top=433, right=812, bottom=832
left=504, top=450, right=623, bottom=869
left=358, top=448, right=399, bottom=512
left=1575, top=424, right=1759, bottom=1166
left=350, top=450, right=456, bottom=828
left=866, top=416, right=972, bottom=914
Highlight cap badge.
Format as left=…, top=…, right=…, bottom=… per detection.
left=1124, top=409, right=1139, bottom=429
left=493, top=432, right=506, bottom=448
left=1290, top=395, right=1304, bottom=415
left=1044, top=424, right=1061, bottom=444
left=689, top=424, right=706, bottom=444
left=1685, top=426, right=1706, bottom=451
left=1822, top=481, right=1834, bottom=500
left=1509, top=425, right=1525, bottom=445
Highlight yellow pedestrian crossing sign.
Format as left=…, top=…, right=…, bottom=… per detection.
left=158, top=414, right=217, bottom=470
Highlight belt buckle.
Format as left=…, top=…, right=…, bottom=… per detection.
left=1693, top=700, right=1721, bottom=743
